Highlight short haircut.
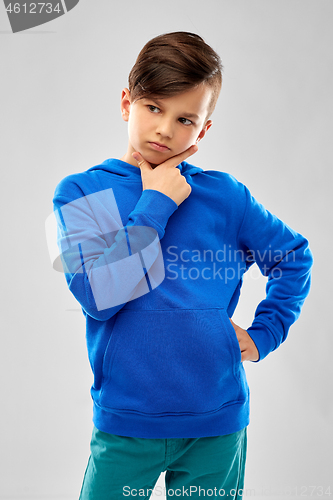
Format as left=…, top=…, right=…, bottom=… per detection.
left=128, top=31, right=223, bottom=124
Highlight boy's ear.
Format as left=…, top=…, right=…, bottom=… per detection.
left=121, top=88, right=132, bottom=122
left=196, top=120, right=213, bottom=143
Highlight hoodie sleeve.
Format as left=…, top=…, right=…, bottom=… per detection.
left=52, top=177, right=178, bottom=321
left=237, top=184, right=313, bottom=362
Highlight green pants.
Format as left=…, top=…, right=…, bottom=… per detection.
left=79, top=426, right=247, bottom=499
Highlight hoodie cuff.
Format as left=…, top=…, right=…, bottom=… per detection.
left=128, top=189, right=178, bottom=239
left=246, top=322, right=278, bottom=362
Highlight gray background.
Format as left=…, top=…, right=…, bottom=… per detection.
left=1, top=0, right=332, bottom=498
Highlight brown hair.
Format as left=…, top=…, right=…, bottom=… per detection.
left=128, top=31, right=223, bottom=123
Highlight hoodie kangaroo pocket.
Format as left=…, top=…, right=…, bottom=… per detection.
left=99, top=308, right=242, bottom=415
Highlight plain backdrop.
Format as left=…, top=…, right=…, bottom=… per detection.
left=1, top=1, right=332, bottom=499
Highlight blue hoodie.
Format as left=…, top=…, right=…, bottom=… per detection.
left=52, top=158, right=313, bottom=439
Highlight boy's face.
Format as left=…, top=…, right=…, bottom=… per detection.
left=120, top=84, right=213, bottom=168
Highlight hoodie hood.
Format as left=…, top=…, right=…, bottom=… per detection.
left=86, top=158, right=204, bottom=179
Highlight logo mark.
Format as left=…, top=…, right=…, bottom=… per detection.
left=3, top=0, right=80, bottom=33
left=45, top=188, right=165, bottom=311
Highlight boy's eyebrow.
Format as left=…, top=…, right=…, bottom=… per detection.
left=145, top=97, right=200, bottom=119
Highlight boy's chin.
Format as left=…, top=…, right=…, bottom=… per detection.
left=147, top=151, right=181, bottom=168
left=146, top=154, right=172, bottom=168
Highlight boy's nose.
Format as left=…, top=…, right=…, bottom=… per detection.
left=155, top=119, right=174, bottom=139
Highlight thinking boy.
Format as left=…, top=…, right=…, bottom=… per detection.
left=53, top=31, right=313, bottom=499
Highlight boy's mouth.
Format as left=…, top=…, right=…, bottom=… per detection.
left=149, top=142, right=171, bottom=152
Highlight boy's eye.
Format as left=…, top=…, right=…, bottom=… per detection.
left=179, top=117, right=193, bottom=126
left=148, top=105, right=160, bottom=113
left=147, top=105, right=193, bottom=126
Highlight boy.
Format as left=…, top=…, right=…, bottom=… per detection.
left=52, top=32, right=313, bottom=499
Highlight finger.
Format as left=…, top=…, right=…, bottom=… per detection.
left=163, top=144, right=198, bottom=169
left=132, top=152, right=151, bottom=170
